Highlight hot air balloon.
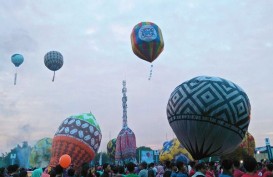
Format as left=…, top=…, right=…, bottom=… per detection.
left=29, top=138, right=52, bottom=168
left=44, top=51, right=63, bottom=82
left=167, top=76, right=251, bottom=160
left=130, top=22, right=164, bottom=80
left=221, top=131, right=255, bottom=160
left=11, top=54, right=24, bottom=85
left=49, top=113, right=102, bottom=169
left=107, top=138, right=116, bottom=161
left=159, top=138, right=193, bottom=164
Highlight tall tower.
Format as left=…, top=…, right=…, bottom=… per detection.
left=122, top=80, right=127, bottom=128
left=115, top=80, right=137, bottom=164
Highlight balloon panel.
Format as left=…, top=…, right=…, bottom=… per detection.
left=49, top=113, right=102, bottom=168
left=29, top=138, right=52, bottom=168
left=107, top=138, right=116, bottom=159
left=44, top=51, right=63, bottom=71
left=131, top=22, right=164, bottom=63
left=11, top=54, right=24, bottom=67
left=167, top=76, right=251, bottom=160
left=159, top=138, right=193, bottom=163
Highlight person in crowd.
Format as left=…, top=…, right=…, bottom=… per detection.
left=171, top=161, right=188, bottom=177
left=148, top=163, right=156, bottom=177
left=233, top=160, right=244, bottom=177
left=139, top=162, right=148, bottom=177
left=192, top=162, right=207, bottom=177
left=206, top=162, right=215, bottom=177
left=188, top=162, right=196, bottom=177
left=219, top=159, right=233, bottom=177
left=101, top=163, right=111, bottom=177
left=31, top=168, right=43, bottom=177
left=156, top=165, right=164, bottom=177
left=126, top=162, right=138, bottom=177
left=242, top=156, right=259, bottom=177
left=67, top=168, right=75, bottom=177
left=262, top=163, right=273, bottom=177
left=163, top=161, right=172, bottom=177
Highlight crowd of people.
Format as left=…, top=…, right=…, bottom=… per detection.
left=1, top=156, right=273, bottom=177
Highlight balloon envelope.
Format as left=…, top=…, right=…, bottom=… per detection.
left=11, top=54, right=24, bottom=67
left=44, top=51, right=63, bottom=71
left=49, top=113, right=102, bottom=168
left=159, top=138, right=193, bottom=163
left=29, top=138, right=52, bottom=168
left=107, top=138, right=116, bottom=160
left=167, top=76, right=251, bottom=159
left=131, top=22, right=164, bottom=63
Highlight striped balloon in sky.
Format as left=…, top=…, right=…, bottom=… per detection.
left=130, top=22, right=164, bottom=63
left=44, top=51, right=63, bottom=81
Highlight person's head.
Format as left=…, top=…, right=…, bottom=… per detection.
left=221, top=159, right=233, bottom=173
left=112, top=166, right=118, bottom=174
left=140, top=162, right=147, bottom=170
left=189, top=161, right=196, bottom=169
left=19, top=170, right=27, bottom=177
left=67, top=168, right=75, bottom=177
left=195, top=162, right=207, bottom=174
left=149, top=163, right=155, bottom=168
left=165, top=161, right=171, bottom=169
left=49, top=169, right=56, bottom=177
left=171, top=162, right=177, bottom=172
left=127, top=162, right=136, bottom=173
left=118, top=166, right=125, bottom=174
left=55, top=165, right=63, bottom=175
left=176, top=161, right=185, bottom=171
left=243, top=156, right=257, bottom=173
left=233, top=160, right=240, bottom=169
left=266, top=163, right=273, bottom=172
left=102, top=163, right=111, bottom=173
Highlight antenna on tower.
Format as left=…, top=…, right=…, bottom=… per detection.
left=122, top=80, right=128, bottom=128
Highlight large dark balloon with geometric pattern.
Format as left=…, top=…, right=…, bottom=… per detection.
left=44, top=51, right=63, bottom=81
left=167, top=76, right=251, bottom=160
left=49, top=113, right=102, bottom=168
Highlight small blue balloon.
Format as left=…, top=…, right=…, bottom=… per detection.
left=11, top=54, right=24, bottom=67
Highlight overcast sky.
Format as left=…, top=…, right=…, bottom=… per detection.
left=1, top=0, right=273, bottom=154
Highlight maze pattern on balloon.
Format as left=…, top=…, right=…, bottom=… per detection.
left=167, top=76, right=251, bottom=139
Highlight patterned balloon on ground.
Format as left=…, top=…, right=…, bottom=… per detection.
left=222, top=131, right=255, bottom=160
left=44, top=51, right=63, bottom=82
left=49, top=113, right=102, bottom=168
left=107, top=138, right=116, bottom=160
left=167, top=76, right=251, bottom=160
left=159, top=138, right=193, bottom=163
left=29, top=138, right=52, bottom=168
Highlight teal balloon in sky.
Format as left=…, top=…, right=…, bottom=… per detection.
left=11, top=54, right=24, bottom=67
left=11, top=54, right=24, bottom=85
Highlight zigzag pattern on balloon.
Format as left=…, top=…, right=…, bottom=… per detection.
left=167, top=76, right=250, bottom=139
left=44, top=51, right=63, bottom=71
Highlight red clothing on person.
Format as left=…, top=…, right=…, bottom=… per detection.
left=234, top=169, right=244, bottom=177
left=262, top=171, right=273, bottom=177
left=242, top=173, right=260, bottom=177
left=189, top=169, right=195, bottom=177
left=206, top=170, right=215, bottom=177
